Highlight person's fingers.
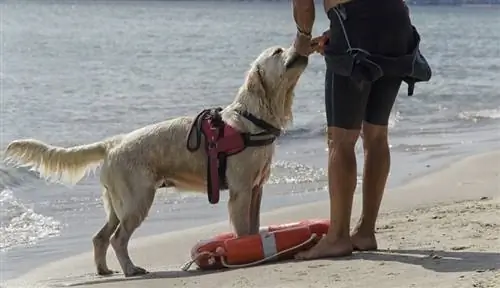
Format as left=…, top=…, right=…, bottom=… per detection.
left=310, top=41, right=320, bottom=48
left=311, top=35, right=324, bottom=44
left=293, top=31, right=315, bottom=56
left=298, top=32, right=332, bottom=56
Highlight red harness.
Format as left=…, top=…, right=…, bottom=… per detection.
left=186, top=108, right=280, bottom=204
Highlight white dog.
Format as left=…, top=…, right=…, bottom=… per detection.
left=4, top=46, right=309, bottom=277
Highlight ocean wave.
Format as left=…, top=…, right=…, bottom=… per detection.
left=0, top=189, right=62, bottom=252
left=0, top=164, right=39, bottom=191
left=279, top=109, right=400, bottom=141
left=458, top=108, right=500, bottom=122
left=281, top=125, right=326, bottom=140
left=390, top=143, right=451, bottom=153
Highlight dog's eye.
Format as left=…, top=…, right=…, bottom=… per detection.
left=272, top=48, right=283, bottom=56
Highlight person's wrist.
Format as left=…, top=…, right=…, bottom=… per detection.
left=293, top=28, right=312, bottom=56
left=296, top=27, right=312, bottom=38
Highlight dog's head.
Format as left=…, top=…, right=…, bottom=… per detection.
left=243, top=46, right=309, bottom=127
left=251, top=46, right=309, bottom=84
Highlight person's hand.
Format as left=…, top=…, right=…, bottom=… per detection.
left=310, top=29, right=330, bottom=56
left=293, top=30, right=313, bottom=57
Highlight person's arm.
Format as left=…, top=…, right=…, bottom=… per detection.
left=292, top=0, right=315, bottom=36
left=292, top=0, right=315, bottom=56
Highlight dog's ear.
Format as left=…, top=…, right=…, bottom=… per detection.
left=246, top=64, right=266, bottom=97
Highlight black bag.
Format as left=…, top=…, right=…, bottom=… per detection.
left=402, top=25, right=432, bottom=95
left=324, top=6, right=432, bottom=96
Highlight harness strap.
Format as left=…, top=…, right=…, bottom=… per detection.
left=235, top=109, right=281, bottom=137
left=206, top=144, right=220, bottom=204
left=242, top=132, right=277, bottom=147
left=186, top=108, right=225, bottom=204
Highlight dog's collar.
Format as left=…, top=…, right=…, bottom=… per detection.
left=234, top=109, right=281, bottom=137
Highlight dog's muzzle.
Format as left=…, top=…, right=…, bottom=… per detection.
left=285, top=53, right=309, bottom=70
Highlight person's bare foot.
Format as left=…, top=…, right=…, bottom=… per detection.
left=350, top=230, right=378, bottom=251
left=294, top=235, right=353, bottom=260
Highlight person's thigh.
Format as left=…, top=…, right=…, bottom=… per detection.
left=363, top=77, right=402, bottom=126
left=325, top=63, right=371, bottom=130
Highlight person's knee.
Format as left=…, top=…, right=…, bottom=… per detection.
left=327, top=126, right=360, bottom=151
left=362, top=122, right=389, bottom=149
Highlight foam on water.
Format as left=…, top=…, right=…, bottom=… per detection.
left=388, top=110, right=401, bottom=129
left=269, top=161, right=327, bottom=185
left=268, top=160, right=363, bottom=191
left=458, top=108, right=500, bottom=121
left=0, top=189, right=62, bottom=252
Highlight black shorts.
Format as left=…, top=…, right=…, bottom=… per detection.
left=324, top=0, right=414, bottom=129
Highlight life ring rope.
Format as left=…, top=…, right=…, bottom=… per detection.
left=219, top=233, right=318, bottom=269
left=180, top=233, right=318, bottom=271
left=181, top=251, right=216, bottom=271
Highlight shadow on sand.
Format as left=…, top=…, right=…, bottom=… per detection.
left=67, top=249, right=499, bottom=286
left=66, top=268, right=223, bottom=286
left=349, top=249, right=499, bottom=273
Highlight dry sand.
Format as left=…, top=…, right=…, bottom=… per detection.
left=3, top=151, right=500, bottom=288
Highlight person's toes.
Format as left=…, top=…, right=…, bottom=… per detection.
left=294, top=249, right=315, bottom=260
left=295, top=236, right=353, bottom=260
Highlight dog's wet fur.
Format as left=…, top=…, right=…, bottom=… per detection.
left=4, top=46, right=308, bottom=277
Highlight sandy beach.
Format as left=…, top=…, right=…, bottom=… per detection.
left=4, top=150, right=499, bottom=288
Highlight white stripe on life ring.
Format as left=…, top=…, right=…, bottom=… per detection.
left=260, top=232, right=277, bottom=259
left=259, top=226, right=270, bottom=234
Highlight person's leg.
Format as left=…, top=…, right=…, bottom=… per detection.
left=351, top=77, right=402, bottom=251
left=296, top=69, right=371, bottom=260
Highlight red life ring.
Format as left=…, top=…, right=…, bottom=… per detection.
left=182, top=219, right=330, bottom=271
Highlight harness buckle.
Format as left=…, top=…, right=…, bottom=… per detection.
left=207, top=141, right=218, bottom=154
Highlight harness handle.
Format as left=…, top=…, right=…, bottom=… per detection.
left=186, top=108, right=224, bottom=152
left=185, top=108, right=281, bottom=206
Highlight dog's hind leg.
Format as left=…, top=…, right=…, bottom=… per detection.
left=110, top=181, right=156, bottom=277
left=92, top=187, right=120, bottom=276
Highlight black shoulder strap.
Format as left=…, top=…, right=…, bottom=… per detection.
left=235, top=109, right=281, bottom=137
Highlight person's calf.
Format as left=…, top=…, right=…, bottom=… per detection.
left=326, top=127, right=360, bottom=238
left=352, top=123, right=392, bottom=251
left=359, top=130, right=391, bottom=233
left=295, top=127, right=360, bottom=260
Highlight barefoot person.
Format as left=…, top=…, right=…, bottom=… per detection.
left=292, top=0, right=431, bottom=259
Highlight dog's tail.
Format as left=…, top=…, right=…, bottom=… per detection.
left=4, top=135, right=124, bottom=185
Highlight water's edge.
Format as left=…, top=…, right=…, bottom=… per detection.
left=5, top=143, right=495, bottom=282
